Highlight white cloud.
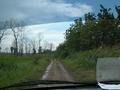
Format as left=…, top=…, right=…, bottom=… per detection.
left=21, top=0, right=92, bottom=18
left=0, top=0, right=93, bottom=24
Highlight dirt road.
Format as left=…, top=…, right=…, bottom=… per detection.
left=42, top=60, right=74, bottom=82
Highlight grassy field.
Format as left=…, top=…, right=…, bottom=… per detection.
left=62, top=46, right=120, bottom=83
left=0, top=54, right=50, bottom=87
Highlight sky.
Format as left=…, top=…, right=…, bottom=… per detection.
left=0, top=0, right=119, bottom=51
left=24, top=21, right=73, bottom=49
left=0, top=0, right=119, bottom=24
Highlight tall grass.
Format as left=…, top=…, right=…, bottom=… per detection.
left=63, top=46, right=120, bottom=83
left=0, top=55, right=50, bottom=87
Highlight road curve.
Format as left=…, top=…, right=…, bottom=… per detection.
left=42, top=60, right=74, bottom=82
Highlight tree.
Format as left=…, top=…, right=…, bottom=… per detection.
left=65, top=18, right=81, bottom=51
left=18, top=25, right=25, bottom=55
left=98, top=4, right=114, bottom=20
left=11, top=40, right=16, bottom=55
left=115, top=6, right=120, bottom=20
left=85, top=12, right=96, bottom=22
left=38, top=32, right=42, bottom=48
left=8, top=19, right=25, bottom=55
left=115, top=5, right=120, bottom=30
left=38, top=46, right=42, bottom=54
left=10, top=47, right=14, bottom=54
left=97, top=5, right=116, bottom=47
left=0, top=21, right=7, bottom=52
left=33, top=48, right=36, bottom=54
left=49, top=43, right=54, bottom=51
left=31, top=39, right=37, bottom=54
left=22, top=37, right=32, bottom=54
left=56, top=43, right=69, bottom=58
left=37, top=32, right=42, bottom=54
left=56, top=5, right=120, bottom=58
left=43, top=40, right=49, bottom=51
left=18, top=40, right=24, bottom=55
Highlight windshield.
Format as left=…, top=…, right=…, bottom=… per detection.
left=0, top=0, right=120, bottom=89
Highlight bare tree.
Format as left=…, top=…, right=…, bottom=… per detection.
left=4, top=47, right=9, bottom=53
left=38, top=32, right=42, bottom=48
left=31, top=39, right=36, bottom=54
left=23, top=37, right=31, bottom=54
left=11, top=40, right=16, bottom=55
left=43, top=40, right=49, bottom=51
left=24, top=38, right=29, bottom=54
left=28, top=43, right=32, bottom=54
left=37, top=32, right=42, bottom=54
left=18, top=40, right=24, bottom=55
left=8, top=19, right=25, bottom=55
left=42, top=41, right=54, bottom=53
left=49, top=43, right=54, bottom=51
left=0, top=21, right=7, bottom=52
left=18, top=25, right=25, bottom=55
left=24, top=41, right=29, bottom=54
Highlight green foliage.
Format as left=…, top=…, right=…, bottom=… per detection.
left=55, top=4, right=120, bottom=83
left=56, top=5, right=120, bottom=58
left=115, top=6, right=120, bottom=20
left=63, top=47, right=120, bottom=82
left=55, top=43, right=69, bottom=58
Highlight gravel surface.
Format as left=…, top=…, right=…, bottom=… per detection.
left=42, top=60, right=74, bottom=82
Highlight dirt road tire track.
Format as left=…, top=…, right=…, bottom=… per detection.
left=42, top=60, right=74, bottom=82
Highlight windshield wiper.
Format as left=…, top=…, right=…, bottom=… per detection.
left=100, top=80, right=120, bottom=84
left=0, top=80, right=98, bottom=90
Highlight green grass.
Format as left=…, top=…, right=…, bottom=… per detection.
left=62, top=46, right=120, bottom=83
left=0, top=54, right=50, bottom=87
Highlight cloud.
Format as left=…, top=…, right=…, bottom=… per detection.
left=0, top=0, right=92, bottom=24
left=0, top=0, right=26, bottom=21
left=21, top=0, right=92, bottom=17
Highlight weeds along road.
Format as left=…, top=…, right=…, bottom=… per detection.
left=42, top=60, right=74, bottom=82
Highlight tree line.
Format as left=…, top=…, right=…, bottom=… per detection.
left=56, top=5, right=120, bottom=58
left=0, top=19, right=54, bottom=55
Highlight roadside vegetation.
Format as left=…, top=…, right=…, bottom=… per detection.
left=63, top=46, right=120, bottom=83
left=56, top=5, right=120, bottom=83
left=0, top=54, right=50, bottom=87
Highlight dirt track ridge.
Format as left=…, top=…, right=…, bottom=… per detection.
left=42, top=60, right=74, bottom=82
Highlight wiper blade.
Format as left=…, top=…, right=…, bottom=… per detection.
left=0, top=80, right=79, bottom=89
left=0, top=80, right=97, bottom=89
left=100, top=80, right=120, bottom=84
